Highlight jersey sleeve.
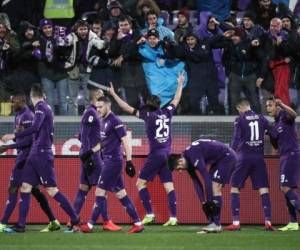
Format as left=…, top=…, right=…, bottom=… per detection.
left=138, top=109, right=149, bottom=121
left=15, top=104, right=45, bottom=139
left=164, top=104, right=176, bottom=118
left=113, top=117, right=127, bottom=139
left=231, top=117, right=241, bottom=151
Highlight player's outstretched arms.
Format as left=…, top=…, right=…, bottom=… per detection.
left=108, top=82, right=139, bottom=117
left=170, top=72, right=184, bottom=108
left=0, top=144, right=9, bottom=154
left=276, top=98, right=297, bottom=119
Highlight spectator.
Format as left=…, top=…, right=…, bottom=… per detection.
left=267, top=17, right=292, bottom=105
left=198, top=12, right=227, bottom=89
left=4, top=21, right=40, bottom=97
left=223, top=27, right=262, bottom=114
left=111, top=15, right=149, bottom=108
left=91, top=18, right=102, bottom=37
left=173, top=8, right=194, bottom=44
left=242, top=11, right=266, bottom=40
left=166, top=31, right=230, bottom=114
left=100, top=1, right=125, bottom=28
left=138, top=29, right=187, bottom=107
left=0, top=13, right=20, bottom=105
left=88, top=21, right=118, bottom=89
left=135, top=0, right=160, bottom=29
left=37, top=18, right=69, bottom=115
left=65, top=19, right=106, bottom=115
left=248, top=0, right=277, bottom=30
left=141, top=10, right=174, bottom=40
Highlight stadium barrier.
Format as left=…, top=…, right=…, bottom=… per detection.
left=0, top=116, right=299, bottom=224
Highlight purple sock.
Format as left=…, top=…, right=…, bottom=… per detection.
left=285, top=189, right=300, bottom=211
left=139, top=188, right=153, bottom=214
left=285, top=195, right=298, bottom=223
left=18, top=192, right=31, bottom=228
left=73, top=189, right=88, bottom=215
left=213, top=196, right=222, bottom=226
left=167, top=190, right=177, bottom=218
left=261, top=193, right=271, bottom=222
left=231, top=193, right=240, bottom=222
left=53, top=192, right=78, bottom=224
left=89, top=196, right=105, bottom=225
left=101, top=197, right=110, bottom=222
left=1, top=193, right=18, bottom=224
left=120, top=196, right=140, bottom=223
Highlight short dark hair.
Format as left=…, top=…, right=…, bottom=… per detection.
left=12, top=91, right=26, bottom=103
left=73, top=19, right=89, bottom=31
left=145, top=95, right=160, bottom=111
left=146, top=10, right=158, bottom=19
left=30, top=84, right=44, bottom=98
left=267, top=96, right=276, bottom=102
left=235, top=98, right=250, bottom=107
left=168, top=154, right=181, bottom=171
left=93, top=18, right=102, bottom=26
left=98, top=96, right=111, bottom=104
left=118, top=15, right=132, bottom=25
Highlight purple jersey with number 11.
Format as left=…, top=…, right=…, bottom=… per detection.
left=139, top=104, right=175, bottom=153
left=231, top=110, right=269, bottom=155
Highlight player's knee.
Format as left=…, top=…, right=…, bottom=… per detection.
left=280, top=186, right=290, bottom=194
left=45, top=187, right=59, bottom=197
left=230, top=187, right=240, bottom=193
left=115, top=189, right=127, bottom=199
left=163, top=182, right=174, bottom=193
left=8, top=186, right=18, bottom=194
left=136, top=179, right=147, bottom=191
left=20, top=183, right=32, bottom=193
left=79, top=184, right=90, bottom=192
left=258, top=188, right=269, bottom=195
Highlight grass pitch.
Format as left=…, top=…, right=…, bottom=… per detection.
left=0, top=225, right=299, bottom=250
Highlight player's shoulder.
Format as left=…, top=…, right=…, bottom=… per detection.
left=82, top=107, right=98, bottom=124
left=163, top=104, right=175, bottom=113
left=109, top=112, right=124, bottom=126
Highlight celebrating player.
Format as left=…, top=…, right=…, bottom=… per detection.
left=108, top=73, right=184, bottom=226
left=80, top=96, right=144, bottom=233
left=168, top=139, right=236, bottom=233
left=73, top=88, right=121, bottom=231
left=2, top=85, right=79, bottom=233
left=0, top=92, right=60, bottom=233
left=225, top=98, right=275, bottom=231
left=266, top=97, right=300, bottom=231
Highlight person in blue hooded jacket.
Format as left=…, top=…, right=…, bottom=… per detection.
left=138, top=29, right=187, bottom=108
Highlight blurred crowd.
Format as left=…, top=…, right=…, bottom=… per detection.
left=1, top=0, right=300, bottom=115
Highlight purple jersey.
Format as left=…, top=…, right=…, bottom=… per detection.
left=139, top=104, right=175, bottom=153
left=231, top=110, right=269, bottom=155
left=183, top=139, right=232, bottom=200
left=269, top=110, right=300, bottom=156
left=79, top=104, right=101, bottom=154
left=15, top=101, right=54, bottom=152
left=7, top=106, right=34, bottom=160
left=100, top=112, right=126, bottom=160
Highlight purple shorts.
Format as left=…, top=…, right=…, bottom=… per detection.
left=210, top=151, right=236, bottom=185
left=231, top=154, right=269, bottom=189
left=280, top=151, right=300, bottom=188
left=10, top=159, right=27, bottom=187
left=80, top=154, right=103, bottom=186
left=139, top=151, right=172, bottom=183
left=22, top=149, right=57, bottom=187
left=97, top=159, right=124, bottom=192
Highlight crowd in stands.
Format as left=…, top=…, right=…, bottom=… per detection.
left=1, top=0, right=300, bottom=115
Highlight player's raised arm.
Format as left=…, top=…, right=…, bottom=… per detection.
left=170, top=72, right=184, bottom=108
left=108, top=82, right=139, bottom=117
left=276, top=98, right=297, bottom=119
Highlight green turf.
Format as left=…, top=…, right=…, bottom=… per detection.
left=0, top=225, right=300, bottom=250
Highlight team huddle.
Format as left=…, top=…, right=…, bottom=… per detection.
left=0, top=73, right=300, bottom=234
